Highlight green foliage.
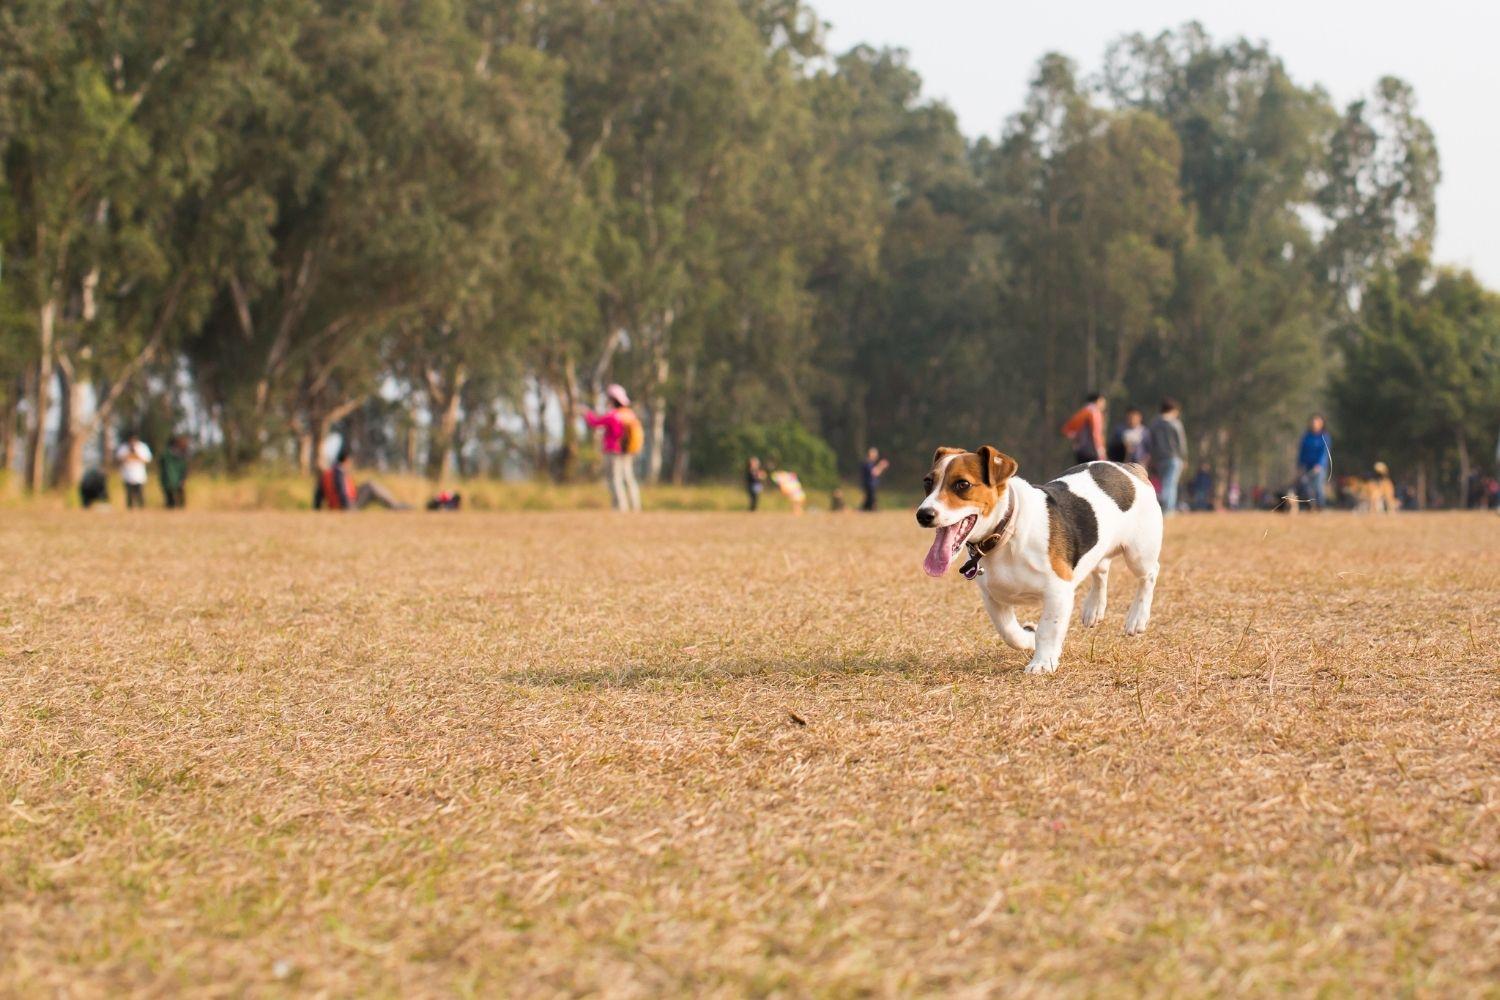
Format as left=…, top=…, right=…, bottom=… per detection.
left=699, top=420, right=838, bottom=490
left=1334, top=256, right=1500, bottom=494
left=1, top=8, right=1485, bottom=503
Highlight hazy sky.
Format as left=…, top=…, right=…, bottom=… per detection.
left=814, top=0, right=1500, bottom=285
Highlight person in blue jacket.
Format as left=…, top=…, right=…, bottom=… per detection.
left=1297, top=415, right=1333, bottom=510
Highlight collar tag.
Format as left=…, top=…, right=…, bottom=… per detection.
left=959, top=492, right=1015, bottom=581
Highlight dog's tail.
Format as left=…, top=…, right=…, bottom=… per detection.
left=1123, top=462, right=1150, bottom=484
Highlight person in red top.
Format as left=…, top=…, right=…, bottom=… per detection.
left=1060, top=392, right=1108, bottom=465
left=578, top=383, right=642, bottom=512
left=314, top=448, right=408, bottom=510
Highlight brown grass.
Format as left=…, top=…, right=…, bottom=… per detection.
left=1, top=509, right=1497, bottom=996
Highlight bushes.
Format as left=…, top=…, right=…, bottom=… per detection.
left=697, top=421, right=839, bottom=489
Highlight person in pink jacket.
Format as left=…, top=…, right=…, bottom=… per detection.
left=578, top=383, right=642, bottom=512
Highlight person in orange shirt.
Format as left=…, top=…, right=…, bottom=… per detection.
left=1060, top=392, right=1108, bottom=464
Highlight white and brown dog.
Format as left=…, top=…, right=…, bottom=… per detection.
left=916, top=447, right=1163, bottom=674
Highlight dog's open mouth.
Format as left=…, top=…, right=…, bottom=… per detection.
left=923, top=514, right=977, bottom=577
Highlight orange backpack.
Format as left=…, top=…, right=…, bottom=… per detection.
left=617, top=407, right=644, bottom=455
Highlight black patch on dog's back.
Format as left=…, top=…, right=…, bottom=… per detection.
left=1039, top=480, right=1098, bottom=572
left=1058, top=462, right=1092, bottom=477
left=1088, top=462, right=1137, bottom=511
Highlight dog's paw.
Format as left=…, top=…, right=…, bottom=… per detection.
left=1024, top=654, right=1059, bottom=675
left=1122, top=612, right=1150, bottom=636
left=1081, top=603, right=1106, bottom=628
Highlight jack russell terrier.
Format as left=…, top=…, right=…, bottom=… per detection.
left=916, top=447, right=1163, bottom=674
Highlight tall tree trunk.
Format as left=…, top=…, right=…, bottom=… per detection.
left=1455, top=428, right=1471, bottom=508
left=50, top=353, right=89, bottom=489
left=423, top=365, right=465, bottom=482
left=556, top=349, right=581, bottom=483
left=669, top=359, right=696, bottom=486
left=1, top=377, right=19, bottom=476
left=1417, top=455, right=1429, bottom=510
left=295, top=419, right=316, bottom=475
left=531, top=375, right=550, bottom=475
left=670, top=423, right=691, bottom=485
left=645, top=352, right=668, bottom=485
left=25, top=298, right=58, bottom=492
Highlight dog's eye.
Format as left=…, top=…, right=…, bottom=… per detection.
left=954, top=480, right=971, bottom=492
left=923, top=477, right=934, bottom=492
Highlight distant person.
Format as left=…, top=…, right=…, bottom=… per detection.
left=829, top=487, right=847, bottom=512
left=314, top=449, right=408, bottom=510
left=426, top=490, right=462, bottom=511
left=745, top=456, right=766, bottom=512
left=1147, top=398, right=1187, bottom=515
left=1226, top=480, right=1242, bottom=510
left=578, top=384, right=642, bottom=512
left=115, top=432, right=152, bottom=509
left=79, top=468, right=109, bottom=509
left=160, top=435, right=190, bottom=509
left=1061, top=392, right=1108, bottom=464
left=771, top=469, right=805, bottom=515
left=1107, top=406, right=1149, bottom=464
left=1297, top=415, right=1332, bottom=511
left=860, top=447, right=890, bottom=511
left=1189, top=463, right=1214, bottom=511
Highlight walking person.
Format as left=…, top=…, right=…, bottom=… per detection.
left=1060, top=392, right=1108, bottom=465
left=860, top=447, right=890, bottom=511
left=160, top=435, right=190, bottom=509
left=115, top=432, right=153, bottom=509
left=578, top=383, right=643, bottom=512
left=1297, top=415, right=1332, bottom=511
left=1147, top=398, right=1187, bottom=515
left=745, top=456, right=766, bottom=512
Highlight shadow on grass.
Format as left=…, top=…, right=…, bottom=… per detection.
left=498, top=653, right=1010, bottom=690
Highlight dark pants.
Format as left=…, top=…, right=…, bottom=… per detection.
left=748, top=488, right=760, bottom=512
left=163, top=485, right=186, bottom=509
left=125, top=483, right=145, bottom=508
left=861, top=486, right=877, bottom=511
left=1074, top=449, right=1098, bottom=465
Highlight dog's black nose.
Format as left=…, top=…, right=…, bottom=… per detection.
left=916, top=507, right=936, bottom=527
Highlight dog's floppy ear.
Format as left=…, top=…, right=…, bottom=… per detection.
left=976, top=446, right=1018, bottom=486
left=931, top=446, right=964, bottom=467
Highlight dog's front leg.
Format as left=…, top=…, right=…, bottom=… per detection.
left=1025, top=584, right=1076, bottom=674
left=981, top=589, right=1036, bottom=652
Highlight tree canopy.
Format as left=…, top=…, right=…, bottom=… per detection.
left=3, top=6, right=1494, bottom=501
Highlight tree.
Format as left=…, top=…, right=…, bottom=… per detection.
left=1334, top=256, right=1500, bottom=503
left=1317, top=77, right=1440, bottom=315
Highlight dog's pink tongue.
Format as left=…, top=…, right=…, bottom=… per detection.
left=924, top=524, right=958, bottom=577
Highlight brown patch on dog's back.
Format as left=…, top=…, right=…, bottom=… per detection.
left=1123, top=462, right=1150, bottom=483
left=1039, top=481, right=1098, bottom=580
left=1088, top=462, right=1137, bottom=511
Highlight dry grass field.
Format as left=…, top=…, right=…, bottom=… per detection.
left=2, top=508, right=1497, bottom=997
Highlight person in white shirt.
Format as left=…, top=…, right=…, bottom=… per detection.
left=115, top=433, right=153, bottom=509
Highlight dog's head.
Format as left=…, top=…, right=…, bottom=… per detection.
left=916, top=446, right=1019, bottom=577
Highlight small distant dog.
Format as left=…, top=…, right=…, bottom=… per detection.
left=916, top=447, right=1164, bottom=674
left=1355, top=462, right=1398, bottom=513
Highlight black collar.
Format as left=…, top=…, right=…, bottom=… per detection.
left=959, top=491, right=1017, bottom=580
